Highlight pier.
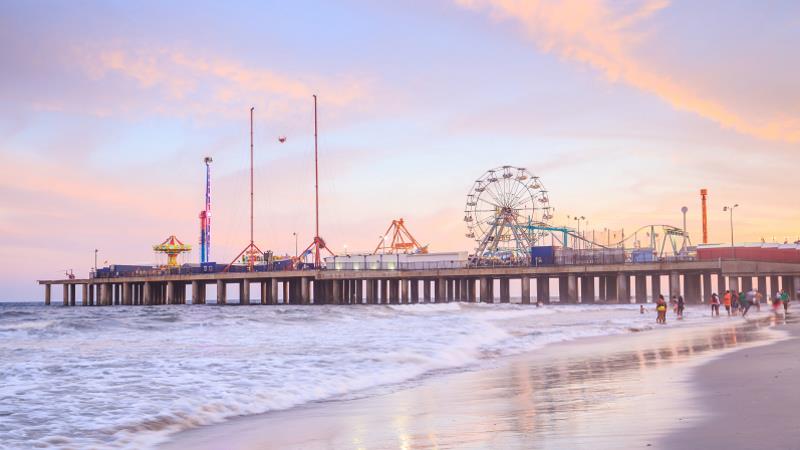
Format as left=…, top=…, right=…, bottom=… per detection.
left=39, top=260, right=800, bottom=306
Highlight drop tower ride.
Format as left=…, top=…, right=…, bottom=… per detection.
left=199, top=156, right=212, bottom=263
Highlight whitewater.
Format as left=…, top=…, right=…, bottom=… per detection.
left=0, top=302, right=719, bottom=449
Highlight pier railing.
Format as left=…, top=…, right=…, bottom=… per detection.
left=326, top=255, right=696, bottom=271
left=88, top=254, right=698, bottom=278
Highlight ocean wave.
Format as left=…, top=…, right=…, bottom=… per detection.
left=0, top=319, right=57, bottom=331
left=0, top=302, right=722, bottom=450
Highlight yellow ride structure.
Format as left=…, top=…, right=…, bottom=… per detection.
left=153, top=235, right=192, bottom=267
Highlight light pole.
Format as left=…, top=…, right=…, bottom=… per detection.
left=94, top=249, right=98, bottom=272
left=723, top=204, right=739, bottom=259
left=568, top=215, right=585, bottom=250
left=681, top=206, right=688, bottom=255
left=292, top=232, right=298, bottom=257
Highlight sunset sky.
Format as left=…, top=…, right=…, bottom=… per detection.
left=1, top=1, right=799, bottom=299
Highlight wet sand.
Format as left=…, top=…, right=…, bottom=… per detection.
left=160, top=315, right=783, bottom=450
left=661, top=315, right=800, bottom=450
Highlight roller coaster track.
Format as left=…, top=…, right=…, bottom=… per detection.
left=518, top=223, right=691, bottom=258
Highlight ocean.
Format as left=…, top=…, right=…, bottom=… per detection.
left=0, top=302, right=717, bottom=449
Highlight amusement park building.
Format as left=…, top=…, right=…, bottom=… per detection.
left=697, top=243, right=800, bottom=263
left=324, top=252, right=469, bottom=271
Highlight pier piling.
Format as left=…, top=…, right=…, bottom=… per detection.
left=616, top=273, right=629, bottom=303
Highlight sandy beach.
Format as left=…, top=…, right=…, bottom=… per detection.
left=159, top=313, right=789, bottom=450
left=662, top=315, right=800, bottom=450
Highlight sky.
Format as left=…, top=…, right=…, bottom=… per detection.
left=1, top=0, right=799, bottom=300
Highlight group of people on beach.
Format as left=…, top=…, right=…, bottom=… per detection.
left=648, top=288, right=795, bottom=324
left=652, top=294, right=684, bottom=324
left=709, top=288, right=792, bottom=318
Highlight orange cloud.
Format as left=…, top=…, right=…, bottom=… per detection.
left=455, top=0, right=800, bottom=143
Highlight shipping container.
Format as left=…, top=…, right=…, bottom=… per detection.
left=631, top=248, right=655, bottom=263
left=272, top=259, right=294, bottom=271
left=530, top=246, right=555, bottom=266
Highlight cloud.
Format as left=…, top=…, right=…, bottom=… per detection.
left=455, top=0, right=800, bottom=143
left=24, top=43, right=370, bottom=120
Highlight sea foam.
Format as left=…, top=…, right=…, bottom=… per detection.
left=0, top=302, right=718, bottom=449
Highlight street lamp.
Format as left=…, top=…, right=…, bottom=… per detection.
left=292, top=232, right=298, bottom=258
left=568, top=215, right=586, bottom=251
left=574, top=216, right=585, bottom=233
left=681, top=206, right=688, bottom=255
left=94, top=249, right=98, bottom=273
left=722, top=204, right=739, bottom=259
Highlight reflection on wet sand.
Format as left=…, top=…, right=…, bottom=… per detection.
left=161, top=317, right=782, bottom=450
left=490, top=319, right=775, bottom=447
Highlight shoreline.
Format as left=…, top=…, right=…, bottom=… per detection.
left=661, top=314, right=800, bottom=449
left=159, top=313, right=782, bottom=449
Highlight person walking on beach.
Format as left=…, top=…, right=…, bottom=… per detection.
left=755, top=291, right=763, bottom=312
left=731, top=290, right=740, bottom=316
left=741, top=289, right=754, bottom=317
left=772, top=291, right=783, bottom=313
left=738, top=291, right=746, bottom=315
left=781, top=289, right=790, bottom=313
left=710, top=293, right=720, bottom=317
left=656, top=295, right=667, bottom=324
left=723, top=290, right=732, bottom=316
left=677, top=295, right=685, bottom=320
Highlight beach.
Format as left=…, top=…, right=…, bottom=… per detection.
left=0, top=302, right=718, bottom=449
left=160, top=312, right=791, bottom=450
left=3, top=302, right=795, bottom=449
left=6, top=1, right=799, bottom=448
left=662, top=316, right=800, bottom=449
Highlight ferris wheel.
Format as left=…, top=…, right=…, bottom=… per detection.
left=464, top=166, right=553, bottom=260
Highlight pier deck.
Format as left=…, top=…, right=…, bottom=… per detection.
left=38, top=260, right=800, bottom=306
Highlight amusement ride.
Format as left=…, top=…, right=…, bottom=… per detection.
left=464, top=165, right=692, bottom=264
left=464, top=166, right=553, bottom=261
left=373, top=218, right=428, bottom=254
left=154, top=235, right=192, bottom=268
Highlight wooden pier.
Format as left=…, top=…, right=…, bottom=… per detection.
left=39, top=260, right=800, bottom=306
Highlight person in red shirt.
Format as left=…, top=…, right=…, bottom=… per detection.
left=723, top=290, right=732, bottom=316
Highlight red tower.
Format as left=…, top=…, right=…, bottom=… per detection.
left=700, top=188, right=708, bottom=244
left=301, top=95, right=335, bottom=267
left=225, top=107, right=265, bottom=272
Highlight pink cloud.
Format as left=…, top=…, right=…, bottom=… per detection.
left=29, top=43, right=372, bottom=121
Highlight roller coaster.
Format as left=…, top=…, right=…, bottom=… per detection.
left=465, top=166, right=691, bottom=263
left=517, top=223, right=692, bottom=257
